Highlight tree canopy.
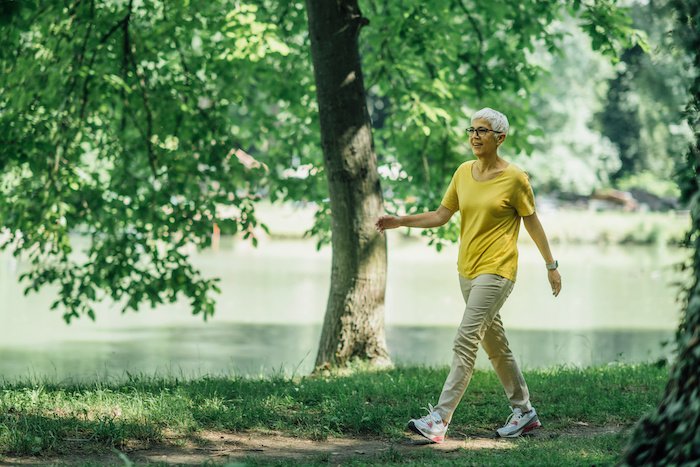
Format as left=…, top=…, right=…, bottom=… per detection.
left=1, top=0, right=638, bottom=322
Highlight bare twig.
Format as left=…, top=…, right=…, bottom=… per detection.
left=162, top=2, right=219, bottom=138
left=420, top=131, right=431, bottom=185
left=122, top=0, right=158, bottom=178
left=52, top=0, right=131, bottom=182
left=77, top=0, right=97, bottom=120
left=456, top=0, right=485, bottom=98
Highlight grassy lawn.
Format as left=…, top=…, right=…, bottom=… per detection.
left=0, top=363, right=668, bottom=465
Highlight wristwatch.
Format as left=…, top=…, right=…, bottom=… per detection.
left=546, top=260, right=559, bottom=271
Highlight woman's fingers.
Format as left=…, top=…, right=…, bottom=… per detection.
left=549, top=271, right=562, bottom=297
left=375, top=215, right=395, bottom=233
left=376, top=215, right=402, bottom=232
left=375, top=216, right=387, bottom=233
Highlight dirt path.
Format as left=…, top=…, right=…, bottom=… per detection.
left=0, top=424, right=628, bottom=466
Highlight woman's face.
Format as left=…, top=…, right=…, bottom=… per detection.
left=470, top=118, right=503, bottom=156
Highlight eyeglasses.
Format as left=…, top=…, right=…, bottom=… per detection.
left=466, top=127, right=503, bottom=137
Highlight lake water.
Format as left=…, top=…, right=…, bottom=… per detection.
left=0, top=232, right=688, bottom=382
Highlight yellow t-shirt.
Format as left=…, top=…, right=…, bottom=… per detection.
left=440, top=160, right=535, bottom=282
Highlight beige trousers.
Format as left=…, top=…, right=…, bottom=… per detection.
left=435, top=274, right=532, bottom=424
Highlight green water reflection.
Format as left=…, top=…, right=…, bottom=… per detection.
left=0, top=234, right=688, bottom=381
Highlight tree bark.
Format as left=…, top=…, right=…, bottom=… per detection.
left=304, top=0, right=391, bottom=369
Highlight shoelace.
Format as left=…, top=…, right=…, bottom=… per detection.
left=505, top=411, right=523, bottom=426
left=420, top=403, right=441, bottom=424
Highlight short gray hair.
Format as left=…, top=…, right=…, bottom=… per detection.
left=472, top=108, right=509, bottom=134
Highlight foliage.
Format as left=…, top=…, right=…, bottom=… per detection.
left=0, top=0, right=309, bottom=321
left=514, top=0, right=693, bottom=197
left=0, top=0, right=637, bottom=321
left=511, top=20, right=622, bottom=195
left=361, top=0, right=640, bottom=250
left=622, top=0, right=700, bottom=464
left=599, top=0, right=693, bottom=185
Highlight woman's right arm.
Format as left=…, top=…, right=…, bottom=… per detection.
left=375, top=205, right=455, bottom=233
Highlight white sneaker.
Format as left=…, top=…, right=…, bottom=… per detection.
left=496, top=407, right=542, bottom=438
left=407, top=404, right=448, bottom=443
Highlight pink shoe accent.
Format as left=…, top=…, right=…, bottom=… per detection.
left=522, top=419, right=542, bottom=433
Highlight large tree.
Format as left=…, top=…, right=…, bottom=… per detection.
left=622, top=1, right=700, bottom=464
left=305, top=0, right=390, bottom=368
left=0, top=0, right=634, bottom=369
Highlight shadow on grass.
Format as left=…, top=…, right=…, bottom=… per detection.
left=0, top=364, right=663, bottom=462
left=0, top=411, right=161, bottom=456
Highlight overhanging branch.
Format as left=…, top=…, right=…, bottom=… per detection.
left=122, top=0, right=158, bottom=179
left=456, top=0, right=485, bottom=98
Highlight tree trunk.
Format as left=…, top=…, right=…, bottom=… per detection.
left=622, top=0, right=700, bottom=463
left=304, top=0, right=391, bottom=370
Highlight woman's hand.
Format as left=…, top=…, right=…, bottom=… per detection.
left=375, top=215, right=402, bottom=233
left=548, top=269, right=562, bottom=297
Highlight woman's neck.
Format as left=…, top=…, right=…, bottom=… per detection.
left=474, top=153, right=502, bottom=171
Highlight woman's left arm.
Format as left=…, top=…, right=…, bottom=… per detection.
left=522, top=212, right=562, bottom=297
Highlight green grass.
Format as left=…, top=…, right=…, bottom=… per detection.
left=0, top=363, right=668, bottom=465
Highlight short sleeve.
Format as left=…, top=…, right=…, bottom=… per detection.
left=440, top=174, right=459, bottom=212
left=513, top=171, right=535, bottom=217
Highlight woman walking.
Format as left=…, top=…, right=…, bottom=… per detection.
left=375, top=107, right=561, bottom=443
